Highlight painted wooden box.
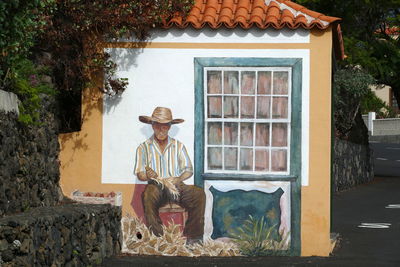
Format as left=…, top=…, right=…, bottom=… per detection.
left=71, top=190, right=122, bottom=206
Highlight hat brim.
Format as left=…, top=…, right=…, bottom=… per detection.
left=139, top=116, right=184, bottom=124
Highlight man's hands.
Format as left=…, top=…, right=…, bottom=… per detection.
left=145, top=166, right=158, bottom=179
left=136, top=167, right=193, bottom=185
left=136, top=166, right=158, bottom=181
left=165, top=177, right=182, bottom=185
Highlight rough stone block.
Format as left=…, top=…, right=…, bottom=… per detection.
left=0, top=204, right=121, bottom=266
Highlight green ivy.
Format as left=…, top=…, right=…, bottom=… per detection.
left=10, top=59, right=56, bottom=125
left=0, top=0, right=56, bottom=80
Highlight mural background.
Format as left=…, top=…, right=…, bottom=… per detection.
left=101, top=45, right=310, bottom=186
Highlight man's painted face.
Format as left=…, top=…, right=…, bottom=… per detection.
left=152, top=122, right=171, bottom=141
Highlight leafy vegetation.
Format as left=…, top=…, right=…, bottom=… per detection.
left=295, top=0, right=400, bottom=112
left=230, top=215, right=288, bottom=256
left=0, top=0, right=55, bottom=81
left=10, top=59, right=56, bottom=124
left=361, top=89, right=398, bottom=119
left=333, top=68, right=375, bottom=138
left=39, top=0, right=194, bottom=96
left=0, top=0, right=194, bottom=127
left=0, top=0, right=56, bottom=124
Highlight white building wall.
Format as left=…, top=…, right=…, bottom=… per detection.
left=101, top=29, right=310, bottom=186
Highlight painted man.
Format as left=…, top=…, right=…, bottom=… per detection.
left=134, top=107, right=205, bottom=242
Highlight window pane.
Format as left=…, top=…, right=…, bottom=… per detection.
left=240, top=96, right=255, bottom=118
left=255, top=149, right=269, bottom=171
left=224, top=122, right=238, bottom=145
left=224, top=148, right=238, bottom=170
left=207, top=122, right=222, bottom=145
left=272, top=97, right=288, bottom=119
left=273, top=71, right=288, bottom=95
left=256, top=123, right=270, bottom=147
left=240, top=123, right=253, bottom=146
left=224, top=71, right=239, bottom=94
left=207, top=71, right=222, bottom=94
left=224, top=96, right=239, bottom=118
left=240, top=148, right=253, bottom=171
left=208, top=96, right=222, bottom=118
left=256, top=96, right=271, bottom=119
left=258, top=71, right=271, bottom=95
left=241, top=71, right=255, bottom=94
left=272, top=123, right=288, bottom=147
left=271, top=149, right=287, bottom=172
left=208, top=147, right=222, bottom=170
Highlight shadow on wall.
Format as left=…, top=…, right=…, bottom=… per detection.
left=59, top=85, right=100, bottom=169
left=120, top=28, right=309, bottom=42
left=106, top=43, right=145, bottom=72
left=59, top=43, right=146, bottom=169
left=103, top=44, right=145, bottom=114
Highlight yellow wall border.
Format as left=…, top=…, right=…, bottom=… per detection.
left=59, top=27, right=333, bottom=256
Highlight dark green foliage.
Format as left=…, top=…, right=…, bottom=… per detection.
left=10, top=59, right=56, bottom=124
left=40, top=0, right=194, bottom=130
left=0, top=0, right=55, bottom=81
left=295, top=0, right=400, bottom=112
left=0, top=0, right=194, bottom=127
left=361, top=89, right=398, bottom=118
left=333, top=68, right=375, bottom=138
left=40, top=0, right=195, bottom=95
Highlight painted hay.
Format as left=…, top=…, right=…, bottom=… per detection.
left=121, top=215, right=241, bottom=257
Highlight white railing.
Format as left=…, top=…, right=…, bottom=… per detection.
left=363, top=112, right=400, bottom=136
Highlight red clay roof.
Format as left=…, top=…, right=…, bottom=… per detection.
left=164, top=0, right=341, bottom=30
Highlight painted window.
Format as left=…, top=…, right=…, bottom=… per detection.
left=204, top=67, right=291, bottom=174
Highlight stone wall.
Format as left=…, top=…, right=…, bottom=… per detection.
left=0, top=204, right=121, bottom=266
left=333, top=137, right=374, bottom=192
left=0, top=89, right=122, bottom=265
left=0, top=92, right=63, bottom=216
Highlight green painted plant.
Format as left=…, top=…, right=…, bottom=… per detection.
left=230, top=215, right=289, bottom=256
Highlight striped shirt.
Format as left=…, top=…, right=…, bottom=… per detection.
left=134, top=136, right=193, bottom=178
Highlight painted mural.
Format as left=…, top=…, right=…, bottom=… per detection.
left=133, top=107, right=205, bottom=242
left=124, top=62, right=299, bottom=256
left=57, top=0, right=345, bottom=256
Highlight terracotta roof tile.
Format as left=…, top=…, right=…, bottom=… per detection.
left=164, top=0, right=341, bottom=30
left=162, top=0, right=344, bottom=60
left=294, top=14, right=308, bottom=25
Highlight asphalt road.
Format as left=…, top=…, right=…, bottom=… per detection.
left=330, top=177, right=400, bottom=266
left=370, top=142, right=400, bottom=177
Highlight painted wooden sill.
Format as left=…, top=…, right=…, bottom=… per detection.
left=202, top=173, right=297, bottom=181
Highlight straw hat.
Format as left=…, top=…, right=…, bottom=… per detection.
left=139, top=107, right=184, bottom=124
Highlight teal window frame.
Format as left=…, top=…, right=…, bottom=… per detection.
left=195, top=57, right=302, bottom=255
left=194, top=57, right=302, bottom=186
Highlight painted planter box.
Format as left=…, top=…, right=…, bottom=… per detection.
left=71, top=190, right=122, bottom=206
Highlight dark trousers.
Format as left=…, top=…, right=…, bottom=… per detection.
left=142, top=182, right=206, bottom=239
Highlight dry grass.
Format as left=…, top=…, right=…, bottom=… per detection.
left=121, top=215, right=241, bottom=257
